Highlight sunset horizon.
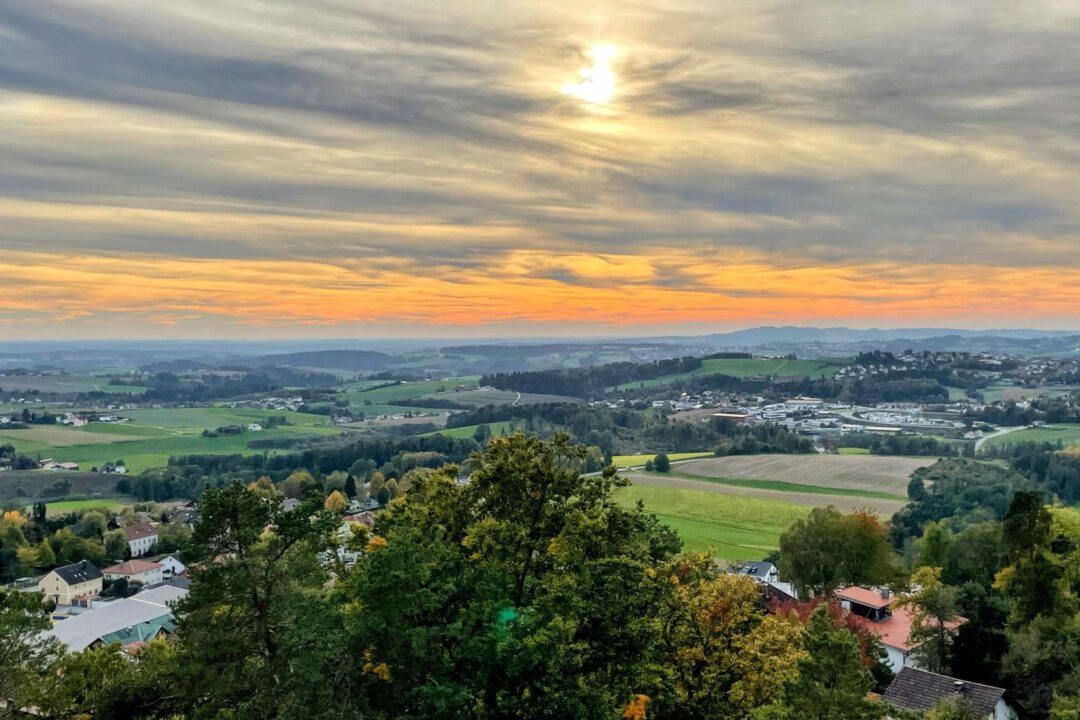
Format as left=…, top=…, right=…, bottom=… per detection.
left=3, top=1, right=1079, bottom=339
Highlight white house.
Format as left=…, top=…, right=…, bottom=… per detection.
left=102, top=559, right=164, bottom=587
left=837, top=586, right=966, bottom=673
left=124, top=522, right=159, bottom=557
left=158, top=555, right=187, bottom=579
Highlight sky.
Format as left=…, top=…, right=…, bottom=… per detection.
left=1, top=0, right=1079, bottom=339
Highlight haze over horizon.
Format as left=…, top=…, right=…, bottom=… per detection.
left=3, top=1, right=1080, bottom=339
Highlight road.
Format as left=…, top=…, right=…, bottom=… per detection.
left=975, top=425, right=1028, bottom=453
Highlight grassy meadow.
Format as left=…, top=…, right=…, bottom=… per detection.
left=612, top=357, right=842, bottom=391
left=615, top=483, right=810, bottom=558
left=981, top=423, right=1080, bottom=452
left=0, top=406, right=341, bottom=473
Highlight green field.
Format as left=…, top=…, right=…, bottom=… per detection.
left=611, top=452, right=714, bottom=468
left=425, top=421, right=515, bottom=439
left=343, top=377, right=480, bottom=406
left=615, top=483, right=810, bottom=558
left=31, top=499, right=128, bottom=516
left=0, top=406, right=341, bottom=473
left=981, top=424, right=1080, bottom=452
left=837, top=447, right=871, bottom=455
left=612, top=358, right=841, bottom=391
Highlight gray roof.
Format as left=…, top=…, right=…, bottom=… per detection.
left=883, top=668, right=1004, bottom=716
left=741, top=561, right=776, bottom=579
left=53, top=560, right=103, bottom=585
left=47, top=584, right=188, bottom=651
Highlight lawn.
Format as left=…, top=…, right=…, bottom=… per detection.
left=981, top=423, right=1080, bottom=452
left=612, top=358, right=842, bottom=391
left=611, top=452, right=715, bottom=468
left=615, top=483, right=810, bottom=559
left=837, top=447, right=871, bottom=455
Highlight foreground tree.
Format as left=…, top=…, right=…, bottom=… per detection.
left=339, top=433, right=683, bottom=719
left=762, top=605, right=885, bottom=720
left=656, top=559, right=804, bottom=719
left=171, top=482, right=349, bottom=719
left=0, top=588, right=62, bottom=719
left=924, top=697, right=985, bottom=720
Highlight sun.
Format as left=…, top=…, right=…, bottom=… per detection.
left=563, top=45, right=618, bottom=105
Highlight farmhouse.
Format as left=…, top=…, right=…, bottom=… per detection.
left=38, top=560, right=103, bottom=607
left=883, top=668, right=1011, bottom=720
left=838, top=586, right=966, bottom=672
left=124, top=522, right=159, bottom=557
left=102, top=559, right=164, bottom=587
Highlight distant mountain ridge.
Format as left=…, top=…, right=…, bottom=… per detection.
left=684, top=326, right=1080, bottom=346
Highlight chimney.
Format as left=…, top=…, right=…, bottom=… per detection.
left=880, top=588, right=892, bottom=600
left=953, top=681, right=965, bottom=695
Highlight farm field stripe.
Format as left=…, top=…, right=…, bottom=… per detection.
left=655, top=470, right=908, bottom=501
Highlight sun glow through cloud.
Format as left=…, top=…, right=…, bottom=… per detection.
left=562, top=45, right=617, bottom=105
left=2, top=0, right=1079, bottom=339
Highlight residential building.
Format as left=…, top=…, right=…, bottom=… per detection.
left=883, top=667, right=1011, bottom=720
left=46, top=584, right=188, bottom=652
left=38, top=560, right=103, bottom=607
left=739, top=561, right=779, bottom=583
left=124, top=522, right=159, bottom=557
left=102, top=559, right=164, bottom=587
left=158, top=555, right=187, bottom=579
left=837, top=586, right=966, bottom=672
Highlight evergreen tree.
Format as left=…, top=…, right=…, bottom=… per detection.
left=770, top=605, right=885, bottom=720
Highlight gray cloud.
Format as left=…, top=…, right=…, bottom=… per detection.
left=0, top=0, right=1078, bottom=282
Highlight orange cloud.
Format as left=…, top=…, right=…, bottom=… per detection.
left=1, top=249, right=1078, bottom=335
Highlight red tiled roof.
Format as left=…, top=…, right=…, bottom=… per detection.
left=102, top=559, right=162, bottom=575
left=124, top=523, right=158, bottom=541
left=852, top=604, right=967, bottom=652
left=837, top=586, right=894, bottom=609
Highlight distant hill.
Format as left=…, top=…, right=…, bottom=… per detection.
left=693, top=326, right=1080, bottom=346
left=252, top=350, right=392, bottom=371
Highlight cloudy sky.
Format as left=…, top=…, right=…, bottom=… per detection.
left=1, top=0, right=1079, bottom=339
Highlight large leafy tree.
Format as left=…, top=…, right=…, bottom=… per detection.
left=778, top=507, right=896, bottom=598
left=339, top=433, right=682, bottom=720
left=654, top=558, right=804, bottom=719
left=171, top=482, right=349, bottom=720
